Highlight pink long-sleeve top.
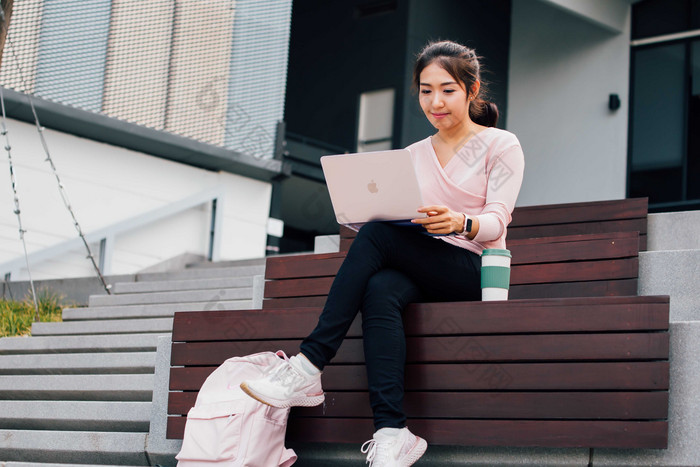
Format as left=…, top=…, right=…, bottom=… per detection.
left=406, top=127, right=525, bottom=255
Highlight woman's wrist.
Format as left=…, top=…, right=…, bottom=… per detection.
left=459, top=213, right=480, bottom=240
left=466, top=216, right=479, bottom=240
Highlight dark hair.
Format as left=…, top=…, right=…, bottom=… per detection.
left=412, top=40, right=498, bottom=128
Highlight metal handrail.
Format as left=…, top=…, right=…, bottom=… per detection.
left=1, top=187, right=224, bottom=279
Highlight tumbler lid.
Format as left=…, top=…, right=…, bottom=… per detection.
left=481, top=248, right=511, bottom=258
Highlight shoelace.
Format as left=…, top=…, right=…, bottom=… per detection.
left=266, top=359, right=306, bottom=393
left=361, top=438, right=392, bottom=466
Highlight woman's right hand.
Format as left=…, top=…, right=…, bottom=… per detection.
left=412, top=205, right=464, bottom=235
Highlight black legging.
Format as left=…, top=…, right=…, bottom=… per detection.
left=300, top=221, right=481, bottom=429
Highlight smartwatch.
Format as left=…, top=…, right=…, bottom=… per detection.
left=460, top=213, right=473, bottom=236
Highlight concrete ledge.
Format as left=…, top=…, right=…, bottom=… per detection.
left=0, top=334, right=160, bottom=355
left=0, top=430, right=148, bottom=465
left=313, top=235, right=341, bottom=254
left=88, top=288, right=253, bottom=307
left=0, top=352, right=155, bottom=375
left=252, top=275, right=264, bottom=309
left=639, top=250, right=700, bottom=321
left=0, top=400, right=150, bottom=432
left=648, top=211, right=700, bottom=251
left=184, top=257, right=267, bottom=269
left=135, top=264, right=264, bottom=282
left=146, top=336, right=182, bottom=466
left=593, top=321, right=700, bottom=466
left=112, top=276, right=254, bottom=294
left=62, top=301, right=253, bottom=321
left=2, top=462, right=146, bottom=467
left=0, top=374, right=154, bottom=401
left=31, top=318, right=174, bottom=336
left=289, top=442, right=590, bottom=466
left=1, top=275, right=136, bottom=307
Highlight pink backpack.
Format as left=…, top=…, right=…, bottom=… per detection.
left=176, top=351, right=297, bottom=467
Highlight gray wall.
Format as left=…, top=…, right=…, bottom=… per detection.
left=400, top=0, right=512, bottom=147
left=284, top=0, right=512, bottom=151
left=284, top=0, right=410, bottom=151
left=508, top=0, right=631, bottom=207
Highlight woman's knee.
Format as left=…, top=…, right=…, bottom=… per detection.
left=355, top=221, right=394, bottom=244
left=361, top=269, right=421, bottom=317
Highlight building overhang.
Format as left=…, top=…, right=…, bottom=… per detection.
left=2, top=87, right=291, bottom=183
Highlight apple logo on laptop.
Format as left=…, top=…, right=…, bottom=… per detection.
left=367, top=180, right=379, bottom=194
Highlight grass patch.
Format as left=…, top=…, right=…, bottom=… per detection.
left=0, top=290, right=66, bottom=337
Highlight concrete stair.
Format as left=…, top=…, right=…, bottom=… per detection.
left=0, top=401, right=151, bottom=431
left=0, top=334, right=160, bottom=354
left=0, top=258, right=265, bottom=466
left=0, top=374, right=154, bottom=400
left=0, top=431, right=149, bottom=465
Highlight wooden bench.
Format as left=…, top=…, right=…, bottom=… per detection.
left=166, top=198, right=669, bottom=449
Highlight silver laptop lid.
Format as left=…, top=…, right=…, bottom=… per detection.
left=320, top=149, right=424, bottom=225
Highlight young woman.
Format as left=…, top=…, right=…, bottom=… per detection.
left=241, top=40, right=525, bottom=467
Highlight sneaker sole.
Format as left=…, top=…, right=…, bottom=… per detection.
left=402, top=436, right=428, bottom=466
left=240, top=382, right=325, bottom=408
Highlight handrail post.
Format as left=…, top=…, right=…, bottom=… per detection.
left=99, top=236, right=114, bottom=276
left=208, top=198, right=223, bottom=262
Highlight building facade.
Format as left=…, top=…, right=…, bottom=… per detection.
left=279, top=0, right=699, bottom=251
left=1, top=0, right=697, bottom=274
left=0, top=0, right=293, bottom=279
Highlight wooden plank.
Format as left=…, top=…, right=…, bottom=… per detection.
left=508, top=233, right=638, bottom=265
left=268, top=231, right=640, bottom=275
left=509, top=279, right=638, bottom=299
left=335, top=199, right=647, bottom=235
left=264, top=276, right=333, bottom=298
left=172, top=333, right=669, bottom=372
left=168, top=392, right=197, bottom=414
left=287, top=419, right=667, bottom=449
left=167, top=416, right=186, bottom=439
left=511, top=258, right=639, bottom=285
left=405, top=297, right=669, bottom=334
left=263, top=257, right=639, bottom=298
left=172, top=296, right=670, bottom=364
left=339, top=225, right=357, bottom=238
left=507, top=230, right=636, bottom=246
left=340, top=237, right=353, bottom=252
left=172, top=307, right=359, bottom=342
left=173, top=296, right=670, bottom=341
left=262, top=278, right=639, bottom=303
left=265, top=253, right=345, bottom=280
left=167, top=416, right=666, bottom=448
left=264, top=232, right=640, bottom=280
left=263, top=296, right=326, bottom=309
left=170, top=361, right=669, bottom=391
left=297, top=391, right=668, bottom=420
left=340, top=232, right=646, bottom=254
left=264, top=258, right=639, bottom=298
left=508, top=218, right=647, bottom=240
left=169, top=391, right=668, bottom=420
left=509, top=198, right=647, bottom=227
left=403, top=333, right=669, bottom=362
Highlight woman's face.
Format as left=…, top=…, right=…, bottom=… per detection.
left=419, top=62, right=471, bottom=132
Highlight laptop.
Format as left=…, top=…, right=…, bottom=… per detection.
left=320, top=149, right=426, bottom=229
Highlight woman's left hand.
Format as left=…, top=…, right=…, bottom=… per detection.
left=412, top=205, right=463, bottom=234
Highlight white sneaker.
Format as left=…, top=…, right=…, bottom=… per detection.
left=361, top=427, right=427, bottom=466
left=240, top=350, right=324, bottom=408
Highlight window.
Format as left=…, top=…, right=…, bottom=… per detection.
left=629, top=0, right=700, bottom=211
left=357, top=88, right=395, bottom=152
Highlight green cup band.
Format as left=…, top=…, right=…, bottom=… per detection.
left=481, top=265, right=511, bottom=290
left=481, top=248, right=512, bottom=258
